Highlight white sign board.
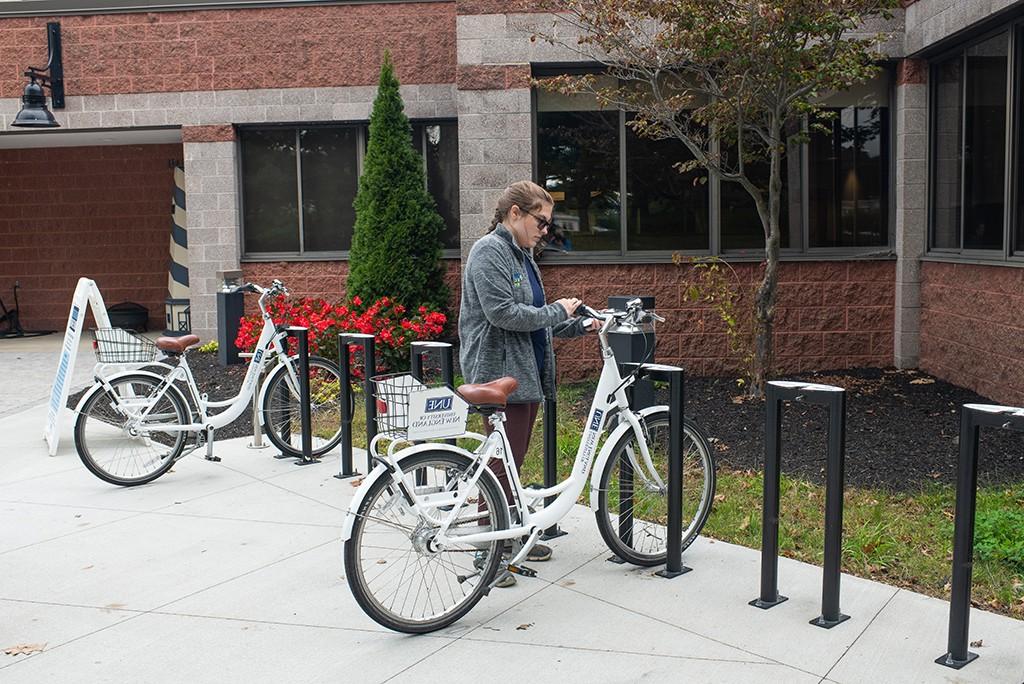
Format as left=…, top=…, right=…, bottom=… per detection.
left=406, top=387, right=469, bottom=441
left=44, top=278, right=111, bottom=456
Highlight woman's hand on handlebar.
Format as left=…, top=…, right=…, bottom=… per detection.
left=555, top=297, right=582, bottom=316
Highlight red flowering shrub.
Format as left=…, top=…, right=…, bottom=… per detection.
left=235, top=295, right=447, bottom=376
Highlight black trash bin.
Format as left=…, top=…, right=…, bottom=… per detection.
left=107, top=301, right=149, bottom=332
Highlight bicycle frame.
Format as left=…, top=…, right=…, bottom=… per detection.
left=361, top=311, right=666, bottom=553
left=89, top=286, right=300, bottom=435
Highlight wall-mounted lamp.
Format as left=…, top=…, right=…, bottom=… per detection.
left=12, top=22, right=65, bottom=128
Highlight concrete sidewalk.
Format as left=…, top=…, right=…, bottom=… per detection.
left=1, top=403, right=1022, bottom=683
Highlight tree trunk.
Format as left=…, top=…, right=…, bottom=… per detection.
left=750, top=121, right=784, bottom=398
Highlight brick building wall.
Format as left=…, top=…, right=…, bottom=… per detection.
left=0, top=2, right=456, bottom=98
left=239, top=258, right=894, bottom=381
left=920, top=262, right=1024, bottom=407
left=0, top=143, right=180, bottom=332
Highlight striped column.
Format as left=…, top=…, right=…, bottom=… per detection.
left=165, top=165, right=191, bottom=335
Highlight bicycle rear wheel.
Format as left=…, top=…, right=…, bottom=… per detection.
left=261, top=355, right=343, bottom=458
left=74, top=374, right=189, bottom=486
left=595, top=411, right=716, bottom=566
left=344, top=450, right=509, bottom=633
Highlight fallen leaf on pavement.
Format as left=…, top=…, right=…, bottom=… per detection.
left=4, top=643, right=46, bottom=656
left=350, top=478, right=365, bottom=487
left=516, top=623, right=534, bottom=631
left=970, top=639, right=984, bottom=648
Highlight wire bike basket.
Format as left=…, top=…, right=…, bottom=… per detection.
left=371, top=372, right=468, bottom=442
left=92, top=327, right=160, bottom=364
left=371, top=373, right=426, bottom=439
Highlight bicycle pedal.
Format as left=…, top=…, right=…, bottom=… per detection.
left=508, top=564, right=537, bottom=578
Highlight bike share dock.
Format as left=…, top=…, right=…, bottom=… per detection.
left=2, top=387, right=1023, bottom=683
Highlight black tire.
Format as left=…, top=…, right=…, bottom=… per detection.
left=344, top=450, right=509, bottom=633
left=595, top=411, right=716, bottom=566
left=74, top=374, right=190, bottom=487
left=261, top=355, right=344, bottom=458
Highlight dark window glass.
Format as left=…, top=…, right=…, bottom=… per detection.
left=300, top=127, right=358, bottom=252
left=963, top=34, right=1007, bottom=250
left=242, top=129, right=299, bottom=253
left=809, top=108, right=889, bottom=247
left=423, top=123, right=461, bottom=249
left=625, top=118, right=709, bottom=250
left=719, top=137, right=796, bottom=251
left=537, top=110, right=622, bottom=252
left=932, top=56, right=963, bottom=249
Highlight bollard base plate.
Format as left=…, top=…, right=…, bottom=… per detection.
left=655, top=565, right=692, bottom=579
left=934, top=652, right=979, bottom=669
left=606, top=555, right=627, bottom=564
left=334, top=471, right=360, bottom=480
left=294, top=458, right=319, bottom=466
left=749, top=595, right=788, bottom=610
left=247, top=443, right=270, bottom=450
left=540, top=527, right=568, bottom=541
left=272, top=452, right=294, bottom=460
left=810, top=613, right=850, bottom=629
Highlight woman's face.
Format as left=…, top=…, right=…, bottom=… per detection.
left=507, top=201, right=554, bottom=250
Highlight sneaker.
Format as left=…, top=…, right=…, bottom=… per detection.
left=527, top=543, right=553, bottom=562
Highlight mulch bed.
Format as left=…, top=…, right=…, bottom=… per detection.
left=71, top=355, right=1024, bottom=492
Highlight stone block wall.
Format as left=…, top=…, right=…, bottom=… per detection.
left=920, top=262, right=1024, bottom=406
left=0, top=143, right=180, bottom=331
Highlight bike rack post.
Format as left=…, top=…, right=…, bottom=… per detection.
left=336, top=333, right=376, bottom=477
left=617, top=362, right=691, bottom=577
left=936, top=403, right=1024, bottom=670
left=285, top=326, right=314, bottom=464
left=750, top=380, right=849, bottom=628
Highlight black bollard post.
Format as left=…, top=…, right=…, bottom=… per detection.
left=339, top=333, right=376, bottom=474
left=936, top=403, right=1024, bottom=669
left=286, top=327, right=314, bottom=465
left=750, top=381, right=848, bottom=628
left=654, top=365, right=691, bottom=578
left=541, top=395, right=566, bottom=540
left=334, top=334, right=357, bottom=479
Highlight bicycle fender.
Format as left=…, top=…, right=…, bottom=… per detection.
left=340, top=443, right=474, bottom=542
left=72, top=370, right=172, bottom=415
left=587, top=405, right=668, bottom=510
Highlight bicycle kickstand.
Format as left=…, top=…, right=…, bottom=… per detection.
left=204, top=426, right=221, bottom=462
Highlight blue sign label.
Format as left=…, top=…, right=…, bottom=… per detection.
left=425, top=396, right=453, bottom=413
left=589, top=409, right=604, bottom=432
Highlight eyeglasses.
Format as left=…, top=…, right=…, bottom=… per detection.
left=525, top=210, right=554, bottom=232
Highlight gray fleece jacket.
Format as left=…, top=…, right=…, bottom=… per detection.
left=459, top=224, right=588, bottom=403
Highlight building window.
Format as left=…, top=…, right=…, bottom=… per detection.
left=929, top=31, right=1010, bottom=253
left=241, top=122, right=460, bottom=258
left=532, top=71, right=890, bottom=257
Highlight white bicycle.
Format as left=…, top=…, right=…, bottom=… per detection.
left=73, top=280, right=344, bottom=486
left=342, top=299, right=716, bottom=633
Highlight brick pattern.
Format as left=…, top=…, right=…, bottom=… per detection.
left=896, top=58, right=927, bottom=85
left=456, top=65, right=531, bottom=90
left=920, top=262, right=1024, bottom=407
left=240, top=259, right=895, bottom=382
left=457, top=0, right=561, bottom=14
left=0, top=144, right=180, bottom=331
left=181, top=124, right=236, bottom=142
left=0, top=3, right=456, bottom=99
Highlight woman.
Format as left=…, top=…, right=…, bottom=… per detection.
left=459, top=180, right=594, bottom=585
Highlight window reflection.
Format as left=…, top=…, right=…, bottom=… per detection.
left=242, top=129, right=299, bottom=254
left=537, top=110, right=622, bottom=251
left=809, top=108, right=889, bottom=247
left=963, top=34, right=1007, bottom=250
left=720, top=136, right=797, bottom=251
left=932, top=57, right=963, bottom=249
left=300, top=128, right=358, bottom=252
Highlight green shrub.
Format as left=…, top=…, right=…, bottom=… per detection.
left=347, top=51, right=449, bottom=316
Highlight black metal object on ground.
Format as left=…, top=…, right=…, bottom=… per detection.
left=282, top=326, right=313, bottom=465
left=216, top=289, right=244, bottom=366
left=751, top=380, right=849, bottom=629
left=336, top=333, right=376, bottom=478
left=936, top=403, right=1024, bottom=670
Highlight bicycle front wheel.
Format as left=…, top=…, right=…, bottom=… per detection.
left=261, top=355, right=343, bottom=458
left=74, top=374, right=190, bottom=486
left=595, top=411, right=716, bottom=566
left=344, top=450, right=509, bottom=634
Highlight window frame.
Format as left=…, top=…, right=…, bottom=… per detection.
left=238, top=118, right=460, bottom=262
left=530, top=67, right=896, bottom=264
left=926, top=25, right=1024, bottom=264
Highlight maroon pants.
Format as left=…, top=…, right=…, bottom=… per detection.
left=484, top=402, right=539, bottom=503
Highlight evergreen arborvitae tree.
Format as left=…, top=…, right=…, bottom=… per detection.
left=347, top=52, right=449, bottom=314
